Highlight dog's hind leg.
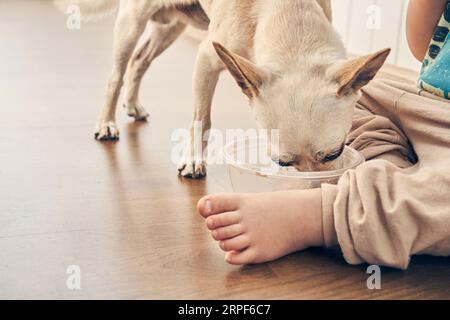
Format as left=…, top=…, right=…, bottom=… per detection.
left=95, top=2, right=154, bottom=141
left=123, top=20, right=187, bottom=121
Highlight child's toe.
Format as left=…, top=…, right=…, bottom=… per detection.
left=219, top=235, right=250, bottom=252
left=197, top=193, right=240, bottom=217
left=225, top=249, right=256, bottom=265
left=211, top=224, right=244, bottom=241
left=206, top=211, right=241, bottom=230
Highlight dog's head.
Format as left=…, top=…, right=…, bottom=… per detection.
left=213, top=42, right=390, bottom=171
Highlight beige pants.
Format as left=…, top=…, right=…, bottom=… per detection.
left=322, top=79, right=450, bottom=269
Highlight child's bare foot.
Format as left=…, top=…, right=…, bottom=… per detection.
left=197, top=189, right=323, bottom=265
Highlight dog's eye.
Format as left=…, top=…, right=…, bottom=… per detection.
left=322, top=146, right=345, bottom=163
left=278, top=160, right=294, bottom=167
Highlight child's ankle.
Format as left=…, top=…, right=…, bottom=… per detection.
left=302, top=189, right=324, bottom=247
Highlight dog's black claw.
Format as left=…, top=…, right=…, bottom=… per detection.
left=94, top=134, right=119, bottom=142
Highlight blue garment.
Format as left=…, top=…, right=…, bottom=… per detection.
left=418, top=0, right=450, bottom=99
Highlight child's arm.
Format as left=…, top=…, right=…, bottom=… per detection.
left=407, top=0, right=447, bottom=61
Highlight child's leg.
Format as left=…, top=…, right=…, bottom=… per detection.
left=197, top=189, right=323, bottom=265
left=322, top=80, right=450, bottom=269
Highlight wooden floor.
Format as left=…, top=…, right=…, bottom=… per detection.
left=0, top=0, right=449, bottom=300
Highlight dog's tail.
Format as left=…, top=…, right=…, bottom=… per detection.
left=54, top=0, right=119, bottom=21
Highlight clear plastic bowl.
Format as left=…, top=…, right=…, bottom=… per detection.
left=223, top=138, right=364, bottom=192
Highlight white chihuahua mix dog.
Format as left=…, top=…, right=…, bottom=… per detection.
left=56, top=0, right=390, bottom=178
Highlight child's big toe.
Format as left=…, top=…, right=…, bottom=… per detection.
left=197, top=193, right=240, bottom=218
left=197, top=198, right=214, bottom=217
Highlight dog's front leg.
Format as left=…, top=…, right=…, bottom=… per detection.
left=178, top=41, right=222, bottom=178
left=95, top=7, right=149, bottom=141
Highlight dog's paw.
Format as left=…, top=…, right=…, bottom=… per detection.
left=178, top=160, right=207, bottom=179
left=123, top=102, right=149, bottom=121
left=95, top=121, right=120, bottom=141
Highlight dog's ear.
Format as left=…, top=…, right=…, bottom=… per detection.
left=333, top=48, right=391, bottom=97
left=213, top=42, right=266, bottom=99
